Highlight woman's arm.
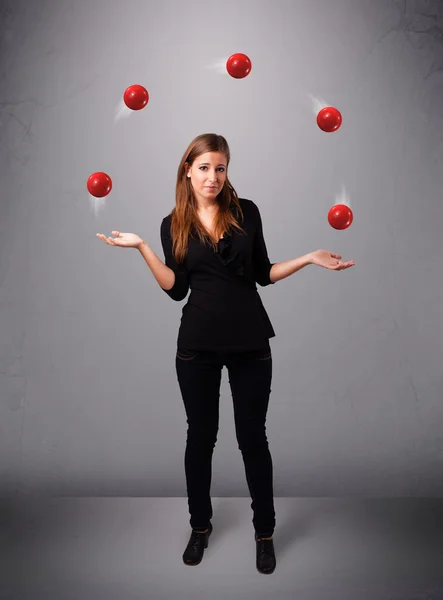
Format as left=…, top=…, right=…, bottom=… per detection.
left=138, top=240, right=176, bottom=291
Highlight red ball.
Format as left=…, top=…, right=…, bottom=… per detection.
left=317, top=106, right=342, bottom=132
left=87, top=172, right=112, bottom=198
left=328, top=204, right=353, bottom=230
left=226, top=53, right=252, bottom=79
left=123, top=84, right=149, bottom=110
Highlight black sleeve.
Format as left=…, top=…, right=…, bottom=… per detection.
left=251, top=201, right=275, bottom=287
left=160, top=217, right=190, bottom=301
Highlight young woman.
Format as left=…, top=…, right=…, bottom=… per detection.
left=96, top=133, right=355, bottom=574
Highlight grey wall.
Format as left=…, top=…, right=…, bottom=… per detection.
left=1, top=0, right=442, bottom=498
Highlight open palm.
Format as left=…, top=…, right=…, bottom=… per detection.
left=310, top=249, right=355, bottom=271
left=96, top=231, right=143, bottom=249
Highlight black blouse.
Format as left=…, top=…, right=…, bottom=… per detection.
left=160, top=198, right=276, bottom=352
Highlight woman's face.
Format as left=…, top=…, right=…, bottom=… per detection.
left=187, top=151, right=228, bottom=206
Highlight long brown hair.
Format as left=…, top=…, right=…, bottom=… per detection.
left=170, top=133, right=246, bottom=264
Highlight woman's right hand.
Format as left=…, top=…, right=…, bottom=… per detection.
left=96, top=231, right=144, bottom=249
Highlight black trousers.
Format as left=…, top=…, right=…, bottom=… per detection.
left=175, top=341, right=276, bottom=538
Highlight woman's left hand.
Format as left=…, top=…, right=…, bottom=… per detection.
left=308, top=249, right=355, bottom=271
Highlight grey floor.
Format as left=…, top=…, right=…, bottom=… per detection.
left=2, top=497, right=443, bottom=600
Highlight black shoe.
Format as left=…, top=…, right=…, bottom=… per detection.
left=182, top=522, right=213, bottom=566
left=255, top=533, right=276, bottom=574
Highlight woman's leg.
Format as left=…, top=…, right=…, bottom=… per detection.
left=175, top=349, right=223, bottom=531
left=226, top=345, right=276, bottom=538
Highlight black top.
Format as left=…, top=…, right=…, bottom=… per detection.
left=160, top=198, right=276, bottom=352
